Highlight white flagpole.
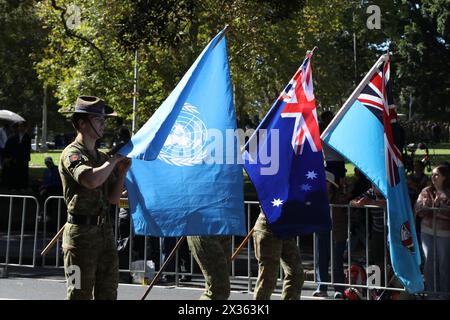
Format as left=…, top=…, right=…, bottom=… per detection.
left=321, top=54, right=387, bottom=140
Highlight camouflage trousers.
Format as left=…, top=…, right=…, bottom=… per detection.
left=253, top=214, right=304, bottom=300
left=187, top=236, right=231, bottom=300
left=62, top=222, right=119, bottom=300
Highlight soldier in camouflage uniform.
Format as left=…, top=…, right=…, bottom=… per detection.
left=252, top=212, right=304, bottom=300
left=187, top=236, right=231, bottom=300
left=59, top=96, right=131, bottom=300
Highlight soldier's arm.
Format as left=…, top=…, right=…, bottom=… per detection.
left=107, top=158, right=131, bottom=204
left=79, top=154, right=123, bottom=189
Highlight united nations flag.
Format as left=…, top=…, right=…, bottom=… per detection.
left=119, top=27, right=246, bottom=237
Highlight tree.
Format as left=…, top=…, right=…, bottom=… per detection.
left=1, top=1, right=44, bottom=127
left=33, top=0, right=450, bottom=127
left=35, top=0, right=311, bottom=127
left=393, top=0, right=450, bottom=119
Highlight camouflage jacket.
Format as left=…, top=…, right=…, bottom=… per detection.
left=59, top=139, right=116, bottom=216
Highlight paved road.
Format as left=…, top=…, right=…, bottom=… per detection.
left=0, top=266, right=324, bottom=300
left=0, top=277, right=326, bottom=300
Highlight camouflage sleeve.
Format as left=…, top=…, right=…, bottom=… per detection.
left=108, top=167, right=118, bottom=190
left=99, top=151, right=118, bottom=190
left=61, top=148, right=92, bottom=184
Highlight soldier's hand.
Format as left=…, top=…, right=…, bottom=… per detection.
left=116, top=157, right=132, bottom=175
left=112, top=153, right=125, bottom=160
left=110, top=153, right=126, bottom=166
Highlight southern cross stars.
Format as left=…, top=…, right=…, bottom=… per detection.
left=306, top=170, right=317, bottom=180
left=271, top=198, right=283, bottom=207
left=300, top=184, right=312, bottom=191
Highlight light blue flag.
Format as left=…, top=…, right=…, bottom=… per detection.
left=321, top=54, right=423, bottom=293
left=119, top=28, right=246, bottom=236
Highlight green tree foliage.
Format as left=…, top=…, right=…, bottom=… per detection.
left=35, top=0, right=313, bottom=126
left=0, top=0, right=45, bottom=125
left=2, top=0, right=448, bottom=133
left=393, top=0, right=450, bottom=120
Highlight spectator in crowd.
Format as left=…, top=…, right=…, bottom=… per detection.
left=108, top=125, right=131, bottom=156
left=350, top=184, right=387, bottom=284
left=54, top=134, right=65, bottom=149
left=40, top=156, right=63, bottom=196
left=39, top=156, right=63, bottom=229
left=116, top=194, right=157, bottom=279
left=16, top=122, right=31, bottom=190
left=415, top=165, right=450, bottom=299
left=313, top=171, right=348, bottom=299
left=408, top=160, right=430, bottom=204
left=160, top=237, right=192, bottom=283
left=391, top=113, right=406, bottom=154
left=0, top=123, right=7, bottom=170
left=115, top=190, right=159, bottom=278
left=3, top=121, right=31, bottom=191
left=320, top=111, right=346, bottom=187
left=431, top=123, right=441, bottom=143
left=2, top=123, right=16, bottom=187
left=344, top=168, right=372, bottom=201
left=344, top=168, right=371, bottom=254
left=112, top=117, right=129, bottom=146
left=408, top=160, right=430, bottom=241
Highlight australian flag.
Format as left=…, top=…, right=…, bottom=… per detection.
left=243, top=51, right=332, bottom=238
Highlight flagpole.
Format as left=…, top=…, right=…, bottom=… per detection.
left=132, top=48, right=139, bottom=135
left=321, top=54, right=387, bottom=140
left=212, top=24, right=230, bottom=49
left=308, top=46, right=318, bottom=56
left=41, top=225, right=65, bottom=256
left=141, top=236, right=186, bottom=300
left=230, top=228, right=254, bottom=261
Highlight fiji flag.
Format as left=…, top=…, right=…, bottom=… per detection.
left=321, top=54, right=423, bottom=293
left=119, top=27, right=246, bottom=237
left=243, top=51, right=332, bottom=238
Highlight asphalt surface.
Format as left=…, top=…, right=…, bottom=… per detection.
left=0, top=266, right=323, bottom=300
left=0, top=230, right=328, bottom=301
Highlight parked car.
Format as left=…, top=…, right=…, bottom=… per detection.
left=31, top=141, right=56, bottom=151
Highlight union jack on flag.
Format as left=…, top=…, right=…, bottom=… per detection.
left=356, top=55, right=402, bottom=186
left=280, top=52, right=321, bottom=155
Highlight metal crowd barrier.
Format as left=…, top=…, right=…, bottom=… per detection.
left=41, top=196, right=65, bottom=267
left=416, top=205, right=450, bottom=299
left=2, top=194, right=448, bottom=299
left=310, top=204, right=393, bottom=299
left=0, top=194, right=40, bottom=276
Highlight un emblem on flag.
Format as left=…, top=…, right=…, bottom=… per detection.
left=158, top=103, right=208, bottom=166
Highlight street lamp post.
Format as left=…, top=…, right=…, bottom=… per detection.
left=40, top=86, right=48, bottom=151
left=132, top=49, right=139, bottom=135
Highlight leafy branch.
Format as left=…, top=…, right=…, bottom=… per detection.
left=50, top=0, right=109, bottom=70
